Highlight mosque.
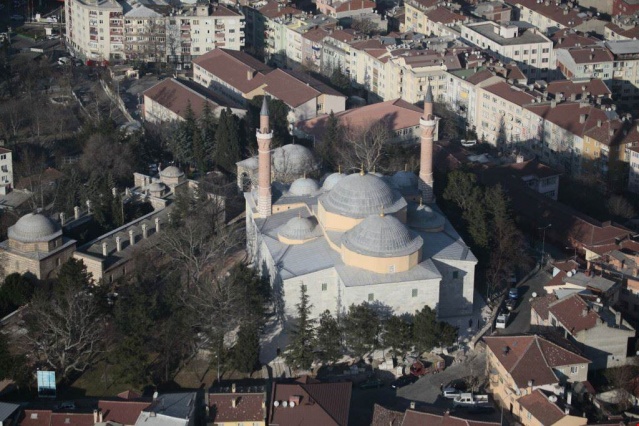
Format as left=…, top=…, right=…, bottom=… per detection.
left=243, top=86, right=477, bottom=321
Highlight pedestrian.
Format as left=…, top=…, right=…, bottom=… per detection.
left=468, top=318, right=473, bottom=328
left=440, top=383, right=443, bottom=392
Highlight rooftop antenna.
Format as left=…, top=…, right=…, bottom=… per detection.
left=338, top=164, right=341, bottom=174
left=360, top=163, right=365, bottom=176
left=380, top=206, right=385, bottom=217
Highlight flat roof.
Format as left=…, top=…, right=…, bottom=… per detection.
left=465, top=21, right=549, bottom=46
left=604, top=40, right=639, bottom=55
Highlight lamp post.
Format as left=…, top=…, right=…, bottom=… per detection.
left=538, top=224, right=552, bottom=266
left=214, top=354, right=220, bottom=383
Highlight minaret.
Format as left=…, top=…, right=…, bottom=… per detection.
left=257, top=97, right=273, bottom=217
left=419, top=81, right=436, bottom=203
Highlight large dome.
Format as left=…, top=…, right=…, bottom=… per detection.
left=8, top=213, right=62, bottom=243
left=321, top=173, right=406, bottom=218
left=322, top=172, right=345, bottom=191
left=342, top=214, right=422, bottom=257
left=278, top=216, right=320, bottom=241
left=288, top=178, right=319, bottom=196
left=272, top=144, right=317, bottom=177
left=160, top=166, right=184, bottom=178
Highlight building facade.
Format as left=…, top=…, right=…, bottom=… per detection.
left=0, top=148, right=13, bottom=196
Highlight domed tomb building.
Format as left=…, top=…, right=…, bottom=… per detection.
left=0, top=213, right=77, bottom=279
left=244, top=92, right=477, bottom=321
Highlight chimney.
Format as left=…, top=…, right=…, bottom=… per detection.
left=129, top=229, right=135, bottom=246
left=98, top=412, right=103, bottom=423
left=102, top=242, right=108, bottom=256
left=155, top=217, right=160, bottom=233
left=142, top=223, right=148, bottom=238
left=410, top=401, right=416, bottom=409
left=563, top=9, right=568, bottom=14
left=231, top=398, right=237, bottom=408
left=616, top=311, right=622, bottom=327
left=564, top=407, right=570, bottom=415
left=551, top=100, right=557, bottom=108
left=570, top=93, right=577, bottom=101
left=116, top=236, right=122, bottom=252
left=609, top=129, right=614, bottom=136
left=516, top=154, right=525, bottom=163
left=247, top=70, right=254, bottom=81
left=567, top=391, right=572, bottom=405
left=93, top=410, right=98, bottom=424
left=74, top=206, right=80, bottom=220
left=232, top=383, right=237, bottom=393
left=86, top=199, right=92, bottom=214
left=60, top=212, right=66, bottom=226
left=581, top=307, right=588, bottom=317
left=579, top=114, right=586, bottom=123
left=597, top=119, right=602, bottom=127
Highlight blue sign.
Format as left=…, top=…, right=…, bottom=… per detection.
left=36, top=371, right=56, bottom=398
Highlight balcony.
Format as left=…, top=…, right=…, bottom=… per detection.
left=215, top=24, right=225, bottom=30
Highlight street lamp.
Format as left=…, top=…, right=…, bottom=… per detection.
left=538, top=224, right=552, bottom=266
left=214, top=354, right=220, bottom=383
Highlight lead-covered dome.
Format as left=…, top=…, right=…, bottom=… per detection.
left=391, top=171, right=418, bottom=193
left=272, top=144, right=317, bottom=179
left=160, top=166, right=184, bottom=178
left=321, top=173, right=406, bottom=218
left=278, top=216, right=321, bottom=242
left=148, top=182, right=166, bottom=193
left=322, top=172, right=345, bottom=191
left=407, top=203, right=446, bottom=232
left=342, top=214, right=422, bottom=257
left=288, top=177, right=319, bottom=196
left=8, top=213, right=62, bottom=243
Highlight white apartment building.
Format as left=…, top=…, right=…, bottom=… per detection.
left=628, top=145, right=639, bottom=194
left=461, top=21, right=554, bottom=80
left=65, top=0, right=245, bottom=64
left=0, top=148, right=13, bottom=196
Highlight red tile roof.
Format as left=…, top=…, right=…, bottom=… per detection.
left=525, top=102, right=611, bottom=139
left=483, top=335, right=590, bottom=388
left=20, top=410, right=52, bottom=426
left=0, top=147, right=11, bottom=154
left=483, top=81, right=537, bottom=107
left=551, top=29, right=599, bottom=48
left=531, top=293, right=556, bottom=321
left=512, top=0, right=585, bottom=27
left=334, top=0, right=376, bottom=13
left=258, top=1, right=302, bottom=19
left=401, top=410, right=501, bottom=426
left=545, top=270, right=568, bottom=288
left=565, top=46, right=614, bottom=64
left=143, top=78, right=232, bottom=120
left=117, top=390, right=142, bottom=400
left=426, top=6, right=468, bottom=24
left=263, top=69, right=345, bottom=108
left=49, top=414, right=94, bottom=426
left=517, top=390, right=567, bottom=425
left=548, top=293, right=600, bottom=334
left=297, top=98, right=422, bottom=138
left=209, top=393, right=266, bottom=423
left=466, top=69, right=500, bottom=85
left=98, top=400, right=151, bottom=425
left=210, top=4, right=241, bottom=16
left=546, top=79, right=611, bottom=100
left=192, top=48, right=272, bottom=94
left=269, top=380, right=351, bottom=426
left=370, top=404, right=403, bottom=426
left=506, top=159, right=561, bottom=179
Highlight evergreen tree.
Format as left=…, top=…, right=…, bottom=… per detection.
left=231, top=323, right=260, bottom=373
left=285, top=285, right=315, bottom=370
left=315, top=310, right=342, bottom=365
left=0, top=273, right=34, bottom=313
left=199, top=102, right=217, bottom=170
left=330, top=68, right=351, bottom=94
left=342, top=303, right=379, bottom=357
left=383, top=315, right=412, bottom=357
left=56, top=258, right=92, bottom=294
left=318, top=111, right=342, bottom=171
left=192, top=129, right=206, bottom=176
left=0, top=332, right=14, bottom=379
left=111, top=192, right=124, bottom=228
left=214, top=108, right=241, bottom=173
left=412, top=306, right=457, bottom=353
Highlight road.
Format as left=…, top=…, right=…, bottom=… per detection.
left=496, top=267, right=551, bottom=335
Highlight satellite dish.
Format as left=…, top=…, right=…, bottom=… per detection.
left=283, top=401, right=288, bottom=407
left=532, top=292, right=537, bottom=298
left=549, top=395, right=558, bottom=403
left=596, top=297, right=601, bottom=303
left=290, top=402, right=296, bottom=407
left=567, top=271, right=573, bottom=277
left=273, top=401, right=280, bottom=407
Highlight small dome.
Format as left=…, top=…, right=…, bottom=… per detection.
left=391, top=171, right=418, bottom=191
left=159, top=166, right=184, bottom=178
left=288, top=178, right=319, bottom=196
left=322, top=172, right=345, bottom=191
left=342, top=214, right=422, bottom=257
left=408, top=203, right=446, bottom=232
left=8, top=213, right=61, bottom=243
left=148, top=182, right=166, bottom=193
left=321, top=173, right=406, bottom=218
left=272, top=144, right=317, bottom=178
left=278, top=216, right=319, bottom=241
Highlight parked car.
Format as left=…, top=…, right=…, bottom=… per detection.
left=390, top=375, right=418, bottom=389
left=508, top=287, right=519, bottom=300
left=443, top=387, right=461, bottom=398
left=359, top=377, right=384, bottom=390
left=505, top=298, right=516, bottom=311
left=58, top=57, right=71, bottom=66
left=495, top=311, right=510, bottom=329
left=57, top=402, right=76, bottom=410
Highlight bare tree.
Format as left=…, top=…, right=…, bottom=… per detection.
left=25, top=290, right=105, bottom=380
left=351, top=17, right=378, bottom=35
left=608, top=195, right=637, bottom=219
left=337, top=120, right=391, bottom=172
left=80, top=134, right=134, bottom=182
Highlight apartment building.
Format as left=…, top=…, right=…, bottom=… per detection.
left=404, top=0, right=439, bottom=34
left=320, top=28, right=361, bottom=76
left=461, top=21, right=554, bottom=79
left=314, top=0, right=376, bottom=18
left=508, top=0, right=605, bottom=35
left=422, top=6, right=469, bottom=37
left=628, top=139, right=639, bottom=194
left=0, top=148, right=13, bottom=196
left=471, top=1, right=513, bottom=22
left=556, top=45, right=614, bottom=81
left=604, top=15, right=639, bottom=41
left=613, top=0, right=639, bottom=15
left=65, top=0, right=245, bottom=64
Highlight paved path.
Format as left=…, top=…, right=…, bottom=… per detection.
left=496, top=267, right=551, bottom=335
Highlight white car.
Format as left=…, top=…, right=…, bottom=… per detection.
left=443, top=387, right=461, bottom=398
left=496, top=311, right=510, bottom=329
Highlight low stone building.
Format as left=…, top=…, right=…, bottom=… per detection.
left=0, top=213, right=76, bottom=279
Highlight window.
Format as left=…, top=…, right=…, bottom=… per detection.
left=452, top=271, right=459, bottom=279
left=389, top=265, right=396, bottom=273
left=322, top=283, right=327, bottom=291
left=570, top=366, right=578, bottom=374
left=368, top=293, right=374, bottom=301
left=0, top=154, right=5, bottom=160
left=542, top=48, right=549, bottom=53
left=412, top=289, right=418, bottom=297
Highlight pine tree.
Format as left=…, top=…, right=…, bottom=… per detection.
left=342, top=303, right=379, bottom=357
left=192, top=129, right=206, bottom=176
left=315, top=310, right=342, bottom=365
left=412, top=306, right=457, bottom=353
left=199, top=102, right=217, bottom=167
left=214, top=108, right=241, bottom=173
left=231, top=323, right=260, bottom=373
left=318, top=111, right=342, bottom=171
left=285, top=285, right=315, bottom=370
left=383, top=315, right=412, bottom=357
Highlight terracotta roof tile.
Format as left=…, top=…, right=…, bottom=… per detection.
left=334, top=0, right=375, bottom=13
left=548, top=293, right=600, bottom=334
left=269, top=380, right=351, bottom=426
left=49, top=414, right=94, bottom=426
left=425, top=6, right=468, bottom=24
left=506, top=159, right=561, bottom=179
left=466, top=69, right=499, bottom=85
left=117, top=390, right=142, bottom=400
left=98, top=400, right=151, bottom=425
left=0, top=147, right=10, bottom=154
left=531, top=293, right=556, bottom=320
left=209, top=393, right=266, bottom=423
left=20, top=410, right=52, bottom=426
left=192, top=48, right=272, bottom=94
left=565, top=46, right=614, bottom=64
left=371, top=404, right=403, bottom=426
left=546, top=79, right=611, bottom=99
left=258, top=2, right=302, bottom=19
left=483, top=335, right=589, bottom=388
left=517, top=390, right=566, bottom=425
left=263, top=69, right=345, bottom=107
left=512, top=0, right=585, bottom=27
left=545, top=270, right=568, bottom=288
left=551, top=29, right=599, bottom=48
left=401, top=410, right=501, bottom=426
left=483, top=81, right=537, bottom=106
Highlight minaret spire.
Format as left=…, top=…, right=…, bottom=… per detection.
left=419, top=80, right=436, bottom=203
left=257, top=97, right=273, bottom=217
